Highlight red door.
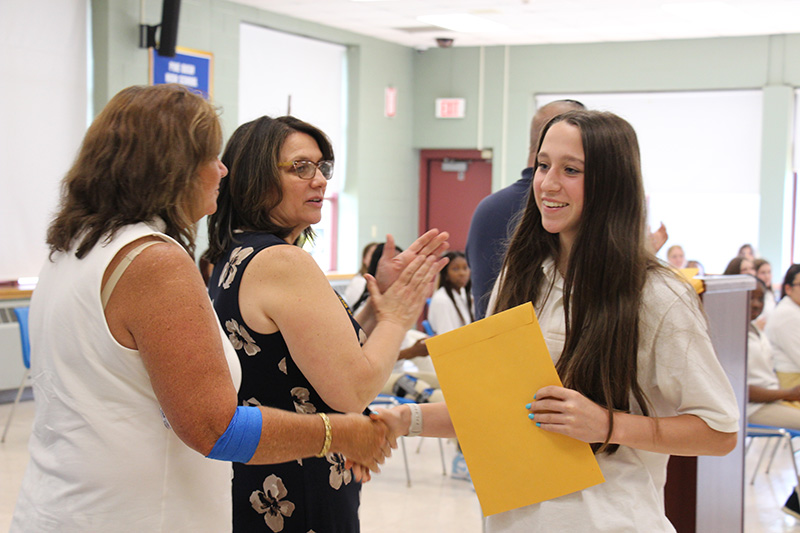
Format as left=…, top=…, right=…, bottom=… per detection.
left=419, top=149, right=492, bottom=252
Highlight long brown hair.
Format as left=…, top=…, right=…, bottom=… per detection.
left=496, top=110, right=668, bottom=454
left=46, top=84, right=221, bottom=258
left=204, top=115, right=333, bottom=265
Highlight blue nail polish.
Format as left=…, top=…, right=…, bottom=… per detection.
left=528, top=413, right=534, bottom=419
left=536, top=422, right=541, bottom=428
left=533, top=394, right=536, bottom=400
left=525, top=403, right=531, bottom=410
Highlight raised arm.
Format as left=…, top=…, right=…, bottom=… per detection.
left=749, top=384, right=800, bottom=403
left=239, top=243, right=445, bottom=413
left=104, top=239, right=388, bottom=470
left=355, top=229, right=449, bottom=335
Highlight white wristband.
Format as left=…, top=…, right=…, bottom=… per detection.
left=407, top=403, right=423, bottom=437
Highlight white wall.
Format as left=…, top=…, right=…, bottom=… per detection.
left=0, top=0, right=88, bottom=281
left=238, top=23, right=347, bottom=270
left=538, top=90, right=763, bottom=274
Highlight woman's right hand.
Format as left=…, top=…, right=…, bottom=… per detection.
left=331, top=413, right=395, bottom=473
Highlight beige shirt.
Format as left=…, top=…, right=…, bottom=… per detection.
left=486, top=258, right=739, bottom=533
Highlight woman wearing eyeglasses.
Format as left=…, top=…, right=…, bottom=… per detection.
left=204, top=115, right=448, bottom=533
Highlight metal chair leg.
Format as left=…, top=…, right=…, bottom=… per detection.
left=399, top=437, right=411, bottom=487
left=1, top=368, right=30, bottom=443
left=750, top=435, right=774, bottom=485
left=438, top=439, right=447, bottom=475
left=765, top=435, right=784, bottom=474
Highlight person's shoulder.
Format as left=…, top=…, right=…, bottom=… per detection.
left=770, top=297, right=800, bottom=322
left=643, top=266, right=698, bottom=309
left=431, top=286, right=448, bottom=298
left=474, top=179, right=528, bottom=213
left=472, top=171, right=529, bottom=213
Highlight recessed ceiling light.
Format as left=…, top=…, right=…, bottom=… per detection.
left=417, top=13, right=509, bottom=33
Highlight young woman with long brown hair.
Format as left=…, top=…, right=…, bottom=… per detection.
left=376, top=110, right=739, bottom=532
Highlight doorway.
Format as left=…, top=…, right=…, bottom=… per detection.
left=419, top=149, right=492, bottom=252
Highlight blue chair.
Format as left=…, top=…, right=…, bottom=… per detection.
left=2, top=307, right=31, bottom=443
left=745, top=423, right=800, bottom=486
left=421, top=297, right=435, bottom=336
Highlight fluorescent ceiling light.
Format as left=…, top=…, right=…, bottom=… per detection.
left=417, top=13, right=509, bottom=33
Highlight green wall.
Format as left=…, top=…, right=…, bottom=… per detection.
left=413, top=35, right=799, bottom=272
left=91, top=0, right=417, bottom=271
left=91, top=0, right=798, bottom=272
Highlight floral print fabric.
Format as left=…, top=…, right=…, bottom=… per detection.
left=208, top=232, right=363, bottom=533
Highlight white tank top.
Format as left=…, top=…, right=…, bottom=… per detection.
left=11, top=221, right=241, bottom=532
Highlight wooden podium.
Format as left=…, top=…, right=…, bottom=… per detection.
left=664, top=275, right=754, bottom=533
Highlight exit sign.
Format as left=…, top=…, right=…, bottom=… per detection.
left=435, top=98, right=466, bottom=119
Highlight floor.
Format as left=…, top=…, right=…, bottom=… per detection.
left=2, top=397, right=800, bottom=532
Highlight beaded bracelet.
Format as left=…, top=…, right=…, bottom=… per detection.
left=316, top=412, right=332, bottom=457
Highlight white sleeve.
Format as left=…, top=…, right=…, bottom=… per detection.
left=427, top=289, right=462, bottom=335
left=342, top=274, right=367, bottom=308
left=642, top=280, right=740, bottom=434
left=765, top=301, right=800, bottom=373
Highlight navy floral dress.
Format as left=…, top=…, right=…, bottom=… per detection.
left=209, top=232, right=366, bottom=533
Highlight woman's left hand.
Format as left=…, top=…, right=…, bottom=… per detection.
left=347, top=461, right=373, bottom=483
left=527, top=385, right=610, bottom=444
left=375, top=230, right=449, bottom=293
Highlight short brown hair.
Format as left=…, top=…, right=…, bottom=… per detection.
left=47, top=84, right=222, bottom=258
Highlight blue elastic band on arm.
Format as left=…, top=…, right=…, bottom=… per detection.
left=207, top=406, right=263, bottom=463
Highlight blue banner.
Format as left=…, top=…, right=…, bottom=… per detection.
left=150, top=47, right=213, bottom=98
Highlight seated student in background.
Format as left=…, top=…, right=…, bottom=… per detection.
left=754, top=258, right=777, bottom=325
left=747, top=275, right=800, bottom=519
left=666, top=244, right=686, bottom=269
left=747, top=277, right=800, bottom=426
left=343, top=242, right=378, bottom=308
left=427, top=251, right=475, bottom=335
left=739, top=243, right=756, bottom=262
left=766, top=264, right=800, bottom=389
left=724, top=256, right=756, bottom=276
left=686, top=259, right=705, bottom=275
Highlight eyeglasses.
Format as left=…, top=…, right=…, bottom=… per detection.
left=277, top=160, right=334, bottom=180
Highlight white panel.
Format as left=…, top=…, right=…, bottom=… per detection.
left=537, top=90, right=763, bottom=274
left=238, top=22, right=348, bottom=270
left=239, top=23, right=346, bottom=194
left=0, top=0, right=88, bottom=281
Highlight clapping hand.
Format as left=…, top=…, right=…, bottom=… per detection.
left=375, top=230, right=449, bottom=293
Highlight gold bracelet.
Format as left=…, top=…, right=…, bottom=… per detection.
left=316, top=412, right=332, bottom=458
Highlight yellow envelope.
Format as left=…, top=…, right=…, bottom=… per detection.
left=676, top=267, right=704, bottom=294
left=426, top=302, right=605, bottom=516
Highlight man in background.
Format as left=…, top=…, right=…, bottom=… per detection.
left=465, top=99, right=585, bottom=319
